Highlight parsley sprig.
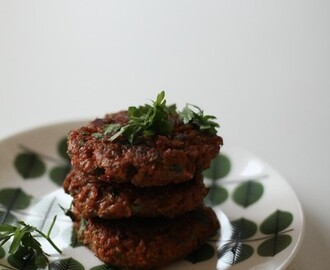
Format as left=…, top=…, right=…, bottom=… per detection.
left=0, top=216, right=61, bottom=268
left=179, top=104, right=219, bottom=135
left=95, top=91, right=176, bottom=144
left=92, top=91, right=219, bottom=143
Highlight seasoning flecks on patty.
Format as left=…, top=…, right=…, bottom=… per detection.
left=64, top=168, right=208, bottom=219
left=73, top=206, right=219, bottom=270
left=67, top=111, right=222, bottom=187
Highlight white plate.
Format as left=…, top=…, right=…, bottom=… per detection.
left=0, top=122, right=304, bottom=270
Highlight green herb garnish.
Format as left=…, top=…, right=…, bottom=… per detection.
left=108, top=91, right=176, bottom=143
left=179, top=104, right=219, bottom=135
left=93, top=91, right=219, bottom=143
left=0, top=216, right=62, bottom=268
left=92, top=123, right=122, bottom=139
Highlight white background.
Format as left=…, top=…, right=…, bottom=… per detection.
left=0, top=1, right=329, bottom=269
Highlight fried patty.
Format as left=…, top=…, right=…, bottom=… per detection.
left=67, top=111, right=222, bottom=187
left=64, top=168, right=208, bottom=219
left=73, top=206, right=219, bottom=270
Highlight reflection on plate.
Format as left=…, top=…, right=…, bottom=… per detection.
left=0, top=122, right=304, bottom=270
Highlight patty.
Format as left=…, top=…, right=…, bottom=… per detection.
left=73, top=206, right=219, bottom=270
left=67, top=111, right=222, bottom=187
left=63, top=168, right=208, bottom=219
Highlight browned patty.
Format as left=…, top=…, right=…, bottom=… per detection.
left=64, top=168, right=208, bottom=219
left=73, top=206, right=219, bottom=270
left=67, top=111, right=222, bottom=187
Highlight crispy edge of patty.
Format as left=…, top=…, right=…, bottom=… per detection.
left=73, top=206, right=220, bottom=270
left=63, top=168, right=208, bottom=219
left=67, top=111, right=223, bottom=187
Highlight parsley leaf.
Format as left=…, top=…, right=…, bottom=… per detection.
left=179, top=104, right=219, bottom=135
left=0, top=216, right=62, bottom=268
left=110, top=91, right=176, bottom=143
left=104, top=123, right=122, bottom=135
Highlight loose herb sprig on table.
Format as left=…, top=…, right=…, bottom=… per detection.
left=0, top=215, right=61, bottom=268
left=92, top=91, right=219, bottom=143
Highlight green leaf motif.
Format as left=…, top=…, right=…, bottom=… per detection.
left=204, top=154, right=231, bottom=180
left=14, top=152, right=46, bottom=179
left=0, top=210, right=18, bottom=225
left=49, top=257, right=85, bottom=270
left=232, top=181, right=264, bottom=208
left=90, top=265, right=121, bottom=270
left=260, top=210, right=293, bottom=234
left=204, top=185, right=228, bottom=206
left=231, top=218, right=258, bottom=240
left=0, top=246, right=5, bottom=259
left=185, top=243, right=215, bottom=264
left=58, top=137, right=70, bottom=162
left=217, top=242, right=253, bottom=265
left=258, top=234, right=292, bottom=257
left=0, top=188, right=32, bottom=210
left=50, top=165, right=71, bottom=186
left=217, top=218, right=257, bottom=265
left=7, top=245, right=37, bottom=270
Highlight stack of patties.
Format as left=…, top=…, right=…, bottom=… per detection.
left=63, top=93, right=223, bottom=269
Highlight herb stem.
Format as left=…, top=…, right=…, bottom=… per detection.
left=34, top=228, right=62, bottom=254
left=47, top=215, right=57, bottom=238
left=36, top=230, right=62, bottom=254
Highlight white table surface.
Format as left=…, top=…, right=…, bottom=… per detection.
left=1, top=1, right=329, bottom=269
